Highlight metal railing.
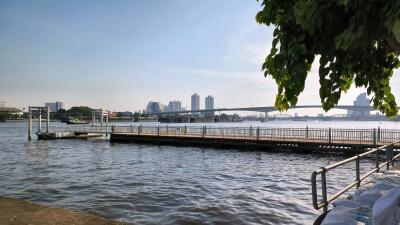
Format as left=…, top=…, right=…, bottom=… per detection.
left=311, top=140, right=400, bottom=212
left=48, top=124, right=400, bottom=144
left=111, top=125, right=400, bottom=144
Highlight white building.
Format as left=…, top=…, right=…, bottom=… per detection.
left=45, top=101, right=65, bottom=112
left=167, top=100, right=182, bottom=112
left=146, top=101, right=162, bottom=113
left=191, top=93, right=200, bottom=114
left=205, top=95, right=214, bottom=117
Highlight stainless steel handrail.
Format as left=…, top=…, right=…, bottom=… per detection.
left=311, top=140, right=400, bottom=212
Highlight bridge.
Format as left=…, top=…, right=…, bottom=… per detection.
left=143, top=105, right=380, bottom=116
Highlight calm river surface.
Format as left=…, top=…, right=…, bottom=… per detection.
left=0, top=121, right=398, bottom=225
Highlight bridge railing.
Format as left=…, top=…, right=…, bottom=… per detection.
left=311, top=140, right=400, bottom=213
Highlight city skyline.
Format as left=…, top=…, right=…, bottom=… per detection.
left=1, top=1, right=399, bottom=112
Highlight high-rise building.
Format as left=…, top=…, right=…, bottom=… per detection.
left=146, top=101, right=162, bottom=113
left=45, top=101, right=65, bottom=112
left=191, top=93, right=200, bottom=114
left=167, top=100, right=182, bottom=112
left=205, top=95, right=214, bottom=117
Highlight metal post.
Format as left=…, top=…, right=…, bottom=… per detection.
left=46, top=106, right=50, bottom=133
left=100, top=112, right=103, bottom=127
left=376, top=148, right=380, bottom=173
left=204, top=126, right=207, bottom=136
left=387, top=147, right=390, bottom=170
left=92, top=111, right=96, bottom=126
left=28, top=106, right=32, bottom=141
left=37, top=109, right=42, bottom=133
left=166, top=125, right=169, bottom=135
left=306, top=126, right=309, bottom=139
left=130, top=125, right=133, bottom=133
left=328, top=127, right=332, bottom=144
left=391, top=144, right=395, bottom=167
left=356, top=155, right=360, bottom=188
left=321, top=168, right=328, bottom=213
left=373, top=128, right=377, bottom=145
left=378, top=126, right=381, bottom=142
left=157, top=126, right=160, bottom=136
left=105, top=111, right=109, bottom=134
left=184, top=125, right=187, bottom=135
left=256, top=127, right=260, bottom=140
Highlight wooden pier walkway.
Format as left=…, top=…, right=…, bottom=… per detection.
left=38, top=125, right=400, bottom=153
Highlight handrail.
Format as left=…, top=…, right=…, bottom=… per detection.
left=311, top=140, right=400, bottom=212
left=48, top=125, right=400, bottom=144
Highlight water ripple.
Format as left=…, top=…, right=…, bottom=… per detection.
left=0, top=122, right=380, bottom=224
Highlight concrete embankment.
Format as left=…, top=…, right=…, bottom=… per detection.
left=0, top=197, right=128, bottom=225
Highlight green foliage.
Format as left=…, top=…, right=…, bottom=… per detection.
left=256, top=0, right=400, bottom=117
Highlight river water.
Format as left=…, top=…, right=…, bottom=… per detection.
left=0, top=121, right=398, bottom=225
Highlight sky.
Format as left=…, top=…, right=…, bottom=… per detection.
left=1, top=0, right=399, bottom=114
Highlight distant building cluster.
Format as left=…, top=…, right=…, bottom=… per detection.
left=348, top=93, right=371, bottom=117
left=144, top=93, right=214, bottom=116
left=45, top=101, right=65, bottom=112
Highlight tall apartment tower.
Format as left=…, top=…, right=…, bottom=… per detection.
left=205, top=95, right=214, bottom=117
left=191, top=93, right=200, bottom=114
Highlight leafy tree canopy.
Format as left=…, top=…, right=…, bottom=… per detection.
left=256, top=0, right=400, bottom=117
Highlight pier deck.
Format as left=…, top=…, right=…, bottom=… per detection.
left=37, top=125, right=400, bottom=153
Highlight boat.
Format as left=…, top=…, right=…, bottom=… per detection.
left=66, top=117, right=89, bottom=125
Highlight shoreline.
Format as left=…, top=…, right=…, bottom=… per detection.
left=0, top=196, right=128, bottom=225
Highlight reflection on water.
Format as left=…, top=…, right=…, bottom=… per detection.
left=0, top=121, right=390, bottom=225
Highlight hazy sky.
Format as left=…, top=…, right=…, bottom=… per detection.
left=1, top=0, right=399, bottom=113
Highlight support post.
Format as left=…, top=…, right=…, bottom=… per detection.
left=378, top=126, right=381, bottom=142
left=37, top=109, right=42, bottom=133
left=356, top=155, right=360, bottom=188
left=105, top=111, right=109, bottom=133
left=376, top=148, right=380, bottom=173
left=321, top=168, right=328, bottom=213
left=306, top=126, right=309, bottom=139
left=92, top=111, right=96, bottom=126
left=28, top=106, right=32, bottom=141
left=256, top=127, right=260, bottom=140
left=157, top=126, right=160, bottom=136
left=328, top=127, right=331, bottom=144
left=373, top=128, right=377, bottom=145
left=46, top=106, right=50, bottom=133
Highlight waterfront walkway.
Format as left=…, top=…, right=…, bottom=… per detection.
left=319, top=167, right=400, bottom=225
